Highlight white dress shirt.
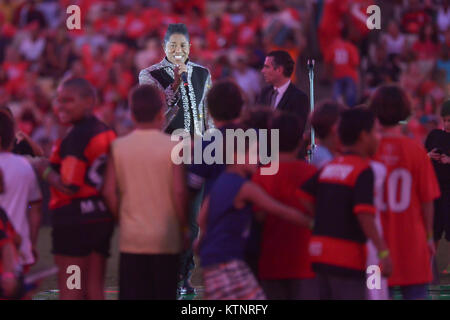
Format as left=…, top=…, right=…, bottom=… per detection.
left=273, top=80, right=290, bottom=108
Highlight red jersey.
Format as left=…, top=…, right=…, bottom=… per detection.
left=49, top=115, right=116, bottom=226
left=318, top=0, right=349, bottom=54
left=374, top=136, right=440, bottom=286
left=324, top=38, right=360, bottom=82
left=252, top=161, right=317, bottom=280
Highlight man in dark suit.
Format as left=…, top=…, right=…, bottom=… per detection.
left=258, top=50, right=309, bottom=134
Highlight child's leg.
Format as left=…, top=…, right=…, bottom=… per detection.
left=85, top=252, right=107, bottom=300
left=54, top=255, right=87, bottom=300
left=85, top=221, right=114, bottom=300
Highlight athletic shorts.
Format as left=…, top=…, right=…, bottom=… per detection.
left=434, top=191, right=450, bottom=242
left=52, top=221, right=114, bottom=257
left=119, top=253, right=180, bottom=300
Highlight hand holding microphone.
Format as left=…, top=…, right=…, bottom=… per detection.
left=172, top=63, right=188, bottom=90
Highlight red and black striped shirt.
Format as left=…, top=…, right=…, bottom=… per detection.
left=298, top=154, right=375, bottom=278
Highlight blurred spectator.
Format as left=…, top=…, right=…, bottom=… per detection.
left=324, top=29, right=360, bottom=107
left=2, top=46, right=28, bottom=98
left=317, top=0, right=349, bottom=57
left=401, top=0, right=431, bottom=37
left=382, top=21, right=407, bottom=58
left=18, top=0, right=47, bottom=29
left=42, top=29, right=76, bottom=78
left=437, top=0, right=450, bottom=34
left=232, top=57, right=263, bottom=104
left=413, top=23, right=441, bottom=75
left=18, top=22, right=45, bottom=68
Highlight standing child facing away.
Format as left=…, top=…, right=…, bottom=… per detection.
left=369, top=85, right=440, bottom=299
left=298, top=107, right=392, bottom=300
left=252, top=112, right=319, bottom=300
left=102, top=85, right=188, bottom=300
left=196, top=133, right=313, bottom=300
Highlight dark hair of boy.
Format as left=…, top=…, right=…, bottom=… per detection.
left=129, top=85, right=165, bottom=123
left=338, top=107, right=375, bottom=146
left=311, top=100, right=345, bottom=140
left=60, top=77, right=97, bottom=102
left=207, top=80, right=243, bottom=122
left=267, top=50, right=295, bottom=77
left=368, top=85, right=411, bottom=126
left=241, top=107, right=273, bottom=130
left=0, top=106, right=13, bottom=119
left=270, top=111, right=303, bottom=152
left=0, top=112, right=14, bottom=150
left=441, top=100, right=450, bottom=117
left=164, top=23, right=190, bottom=44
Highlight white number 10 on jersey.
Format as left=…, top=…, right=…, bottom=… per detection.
left=376, top=168, right=412, bottom=213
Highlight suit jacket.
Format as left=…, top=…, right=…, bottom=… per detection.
left=257, top=83, right=310, bottom=133
left=139, top=58, right=213, bottom=136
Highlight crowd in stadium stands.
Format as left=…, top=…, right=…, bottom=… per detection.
left=0, top=0, right=449, bottom=300
left=0, top=0, right=447, bottom=156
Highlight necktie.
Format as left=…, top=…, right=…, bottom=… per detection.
left=270, top=88, right=278, bottom=108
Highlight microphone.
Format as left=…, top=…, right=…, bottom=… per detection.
left=181, top=72, right=188, bottom=87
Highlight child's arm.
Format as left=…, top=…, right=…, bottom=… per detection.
left=31, top=157, right=76, bottom=195
left=238, top=181, right=312, bottom=228
left=16, top=131, right=44, bottom=157
left=421, top=201, right=435, bottom=256
left=194, top=196, right=210, bottom=254
left=297, top=196, right=315, bottom=216
left=357, top=213, right=392, bottom=277
left=102, top=154, right=119, bottom=220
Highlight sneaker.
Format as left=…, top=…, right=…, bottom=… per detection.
left=178, top=281, right=197, bottom=295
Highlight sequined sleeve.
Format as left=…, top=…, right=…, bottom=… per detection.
left=139, top=69, right=180, bottom=108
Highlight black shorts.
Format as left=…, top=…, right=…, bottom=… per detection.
left=119, top=253, right=180, bottom=300
left=434, top=191, right=450, bottom=242
left=52, top=221, right=114, bottom=257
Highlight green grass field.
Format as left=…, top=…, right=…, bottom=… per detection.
left=30, top=226, right=450, bottom=300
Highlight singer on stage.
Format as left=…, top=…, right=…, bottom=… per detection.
left=139, top=23, right=213, bottom=136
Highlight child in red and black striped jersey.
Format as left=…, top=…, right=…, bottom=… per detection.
left=298, top=107, right=392, bottom=300
left=33, top=78, right=116, bottom=300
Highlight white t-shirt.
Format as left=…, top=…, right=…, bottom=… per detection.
left=0, top=152, right=42, bottom=265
